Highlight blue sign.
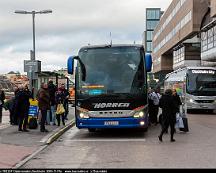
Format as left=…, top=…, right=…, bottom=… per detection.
left=28, top=105, right=38, bottom=117
left=89, top=89, right=104, bottom=95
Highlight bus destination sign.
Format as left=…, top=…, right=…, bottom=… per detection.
left=191, top=70, right=215, bottom=74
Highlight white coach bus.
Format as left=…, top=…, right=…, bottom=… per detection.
left=164, top=67, right=216, bottom=113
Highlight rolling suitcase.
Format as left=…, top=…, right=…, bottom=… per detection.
left=179, top=117, right=189, bottom=132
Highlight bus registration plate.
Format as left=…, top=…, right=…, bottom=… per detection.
left=104, top=121, right=119, bottom=126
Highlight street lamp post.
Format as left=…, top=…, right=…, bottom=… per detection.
left=15, top=10, right=52, bottom=92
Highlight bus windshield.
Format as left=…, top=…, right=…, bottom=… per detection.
left=76, top=46, right=146, bottom=99
left=187, top=69, right=216, bottom=96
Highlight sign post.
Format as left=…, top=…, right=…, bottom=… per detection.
left=24, top=60, right=41, bottom=93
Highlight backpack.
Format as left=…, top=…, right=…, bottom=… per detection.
left=28, top=116, right=38, bottom=129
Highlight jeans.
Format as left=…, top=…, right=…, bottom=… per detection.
left=50, top=106, right=56, bottom=124
left=0, top=106, right=2, bottom=123
left=46, top=110, right=50, bottom=125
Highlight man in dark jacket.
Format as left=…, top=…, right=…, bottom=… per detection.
left=15, top=85, right=31, bottom=132
left=0, top=89, right=5, bottom=123
left=48, top=80, right=57, bottom=125
left=158, top=89, right=177, bottom=142
left=37, top=83, right=50, bottom=132
left=4, top=87, right=19, bottom=125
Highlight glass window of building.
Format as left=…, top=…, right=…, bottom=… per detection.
left=173, top=47, right=185, bottom=64
left=147, top=20, right=159, bottom=30
left=201, top=32, right=208, bottom=52
left=207, top=28, right=214, bottom=49
left=155, top=10, right=160, bottom=19
left=214, top=26, right=216, bottom=47
left=146, top=9, right=161, bottom=20
left=146, top=42, right=152, bottom=52
left=147, top=31, right=153, bottom=41
left=147, top=10, right=155, bottom=19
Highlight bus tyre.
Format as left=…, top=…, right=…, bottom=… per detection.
left=88, top=128, right=96, bottom=132
left=187, top=109, right=193, bottom=114
left=140, top=127, right=148, bottom=132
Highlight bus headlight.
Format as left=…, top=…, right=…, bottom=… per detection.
left=133, top=111, right=144, bottom=118
left=189, top=99, right=195, bottom=103
left=77, top=107, right=90, bottom=119
left=79, top=112, right=89, bottom=119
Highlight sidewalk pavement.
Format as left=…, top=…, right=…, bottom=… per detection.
left=0, top=107, right=75, bottom=168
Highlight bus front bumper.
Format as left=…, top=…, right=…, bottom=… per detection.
left=76, top=116, right=149, bottom=129
left=187, top=102, right=216, bottom=110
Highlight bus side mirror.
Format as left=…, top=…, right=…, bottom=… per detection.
left=67, top=55, right=86, bottom=81
left=145, top=53, right=152, bottom=72
left=67, top=56, right=75, bottom=74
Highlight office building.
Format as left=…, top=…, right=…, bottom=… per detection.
left=152, top=0, right=212, bottom=81
left=144, top=8, right=163, bottom=53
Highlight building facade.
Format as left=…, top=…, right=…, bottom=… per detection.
left=200, top=0, right=216, bottom=66
left=152, top=0, right=211, bottom=81
left=144, top=8, right=163, bottom=53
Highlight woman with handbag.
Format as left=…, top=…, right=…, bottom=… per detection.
left=55, top=90, right=65, bottom=126
left=158, top=89, right=177, bottom=142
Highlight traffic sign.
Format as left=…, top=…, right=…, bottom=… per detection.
left=24, top=60, right=41, bottom=73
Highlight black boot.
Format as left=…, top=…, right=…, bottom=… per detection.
left=158, top=135, right=163, bottom=142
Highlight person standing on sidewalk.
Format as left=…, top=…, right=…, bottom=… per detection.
left=148, top=89, right=160, bottom=125
left=59, top=84, right=70, bottom=120
left=15, top=85, right=31, bottom=132
left=158, top=89, right=177, bottom=142
left=0, top=89, right=5, bottom=123
left=5, top=87, right=18, bottom=125
left=55, top=88, right=66, bottom=126
left=48, top=80, right=57, bottom=125
left=37, top=83, right=50, bottom=132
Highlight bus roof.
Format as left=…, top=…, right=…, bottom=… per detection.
left=79, top=44, right=143, bottom=51
left=165, top=66, right=216, bottom=82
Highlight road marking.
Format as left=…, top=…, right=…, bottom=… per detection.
left=66, top=139, right=146, bottom=142
left=63, top=127, right=146, bottom=142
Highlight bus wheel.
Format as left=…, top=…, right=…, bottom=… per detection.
left=140, top=127, right=148, bottom=132
left=88, top=128, right=96, bottom=132
left=207, top=110, right=214, bottom=114
left=187, top=109, right=193, bottom=114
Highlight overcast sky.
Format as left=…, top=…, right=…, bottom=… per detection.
left=0, top=0, right=171, bottom=74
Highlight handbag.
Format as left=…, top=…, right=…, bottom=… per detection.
left=175, top=113, right=184, bottom=129
left=180, top=117, right=189, bottom=132
left=56, top=104, right=65, bottom=115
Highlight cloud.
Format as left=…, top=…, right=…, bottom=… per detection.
left=0, top=0, right=172, bottom=74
